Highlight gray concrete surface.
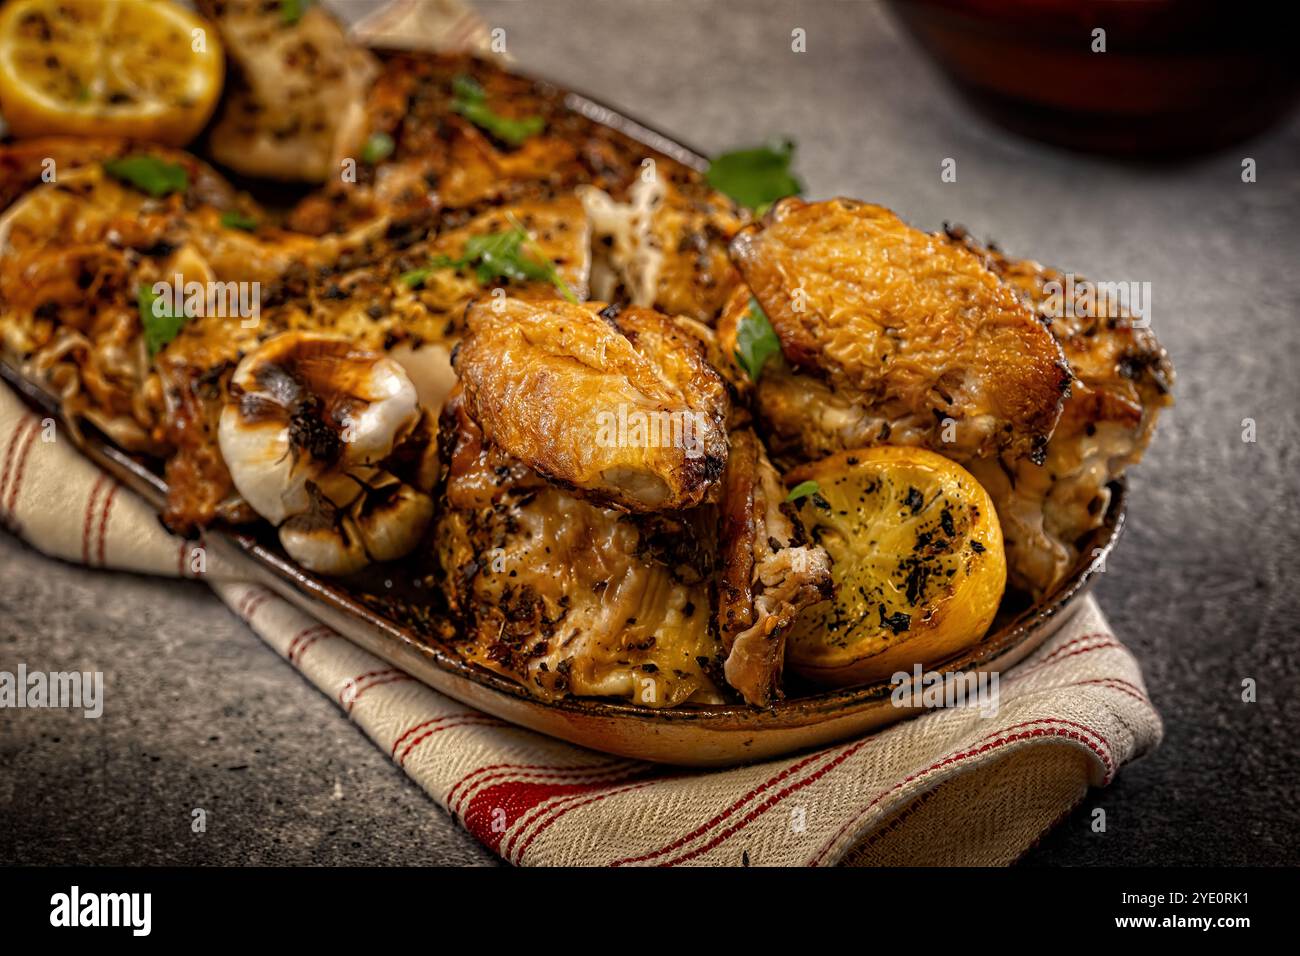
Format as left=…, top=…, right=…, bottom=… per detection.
left=2, top=0, right=1298, bottom=866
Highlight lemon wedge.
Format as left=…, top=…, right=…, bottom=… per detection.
left=784, top=446, right=1006, bottom=686
left=0, top=0, right=223, bottom=146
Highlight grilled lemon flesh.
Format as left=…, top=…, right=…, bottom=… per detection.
left=784, top=446, right=1006, bottom=686
left=0, top=0, right=224, bottom=146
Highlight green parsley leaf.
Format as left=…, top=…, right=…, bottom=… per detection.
left=706, top=140, right=802, bottom=212
left=103, top=156, right=188, bottom=198
left=451, top=74, right=485, bottom=102
left=785, top=480, right=820, bottom=503
left=398, top=268, right=432, bottom=289
left=219, top=210, right=259, bottom=232
left=412, top=222, right=577, bottom=303
left=463, top=230, right=554, bottom=285
left=360, top=131, right=395, bottom=165
left=137, top=285, right=188, bottom=357
left=450, top=73, right=544, bottom=147
left=280, top=0, right=313, bottom=26
left=733, top=297, right=780, bottom=381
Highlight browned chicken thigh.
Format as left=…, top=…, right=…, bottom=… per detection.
left=724, top=197, right=1072, bottom=466
left=717, top=198, right=1172, bottom=600
left=454, top=297, right=729, bottom=512
left=949, top=227, right=1174, bottom=597
left=436, top=297, right=830, bottom=706
left=436, top=387, right=726, bottom=707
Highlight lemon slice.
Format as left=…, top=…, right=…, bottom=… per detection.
left=784, top=446, right=1006, bottom=686
left=0, top=0, right=224, bottom=146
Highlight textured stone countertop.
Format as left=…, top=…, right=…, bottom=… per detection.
left=2, top=0, right=1297, bottom=866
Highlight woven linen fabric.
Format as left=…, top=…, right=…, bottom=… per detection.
left=0, top=375, right=1162, bottom=866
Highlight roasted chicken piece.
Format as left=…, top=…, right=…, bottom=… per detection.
left=435, top=387, right=726, bottom=707
left=583, top=171, right=746, bottom=324
left=437, top=300, right=830, bottom=706
left=287, top=52, right=674, bottom=237
left=724, top=198, right=1071, bottom=465
left=717, top=429, right=832, bottom=704
left=454, top=298, right=729, bottom=512
left=0, top=153, right=385, bottom=529
left=196, top=0, right=379, bottom=182
left=949, top=227, right=1174, bottom=597
left=0, top=137, right=241, bottom=212
left=0, top=159, right=314, bottom=457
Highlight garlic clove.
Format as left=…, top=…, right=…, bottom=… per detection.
left=217, top=409, right=307, bottom=525
left=219, top=332, right=425, bottom=541
left=313, top=467, right=373, bottom=510
left=279, top=511, right=371, bottom=576
left=351, top=477, right=434, bottom=563
left=339, top=356, right=419, bottom=465
left=388, top=341, right=457, bottom=417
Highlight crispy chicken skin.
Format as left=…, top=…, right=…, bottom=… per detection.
left=441, top=299, right=828, bottom=705
left=728, top=198, right=1071, bottom=465
left=949, top=227, right=1174, bottom=597
left=454, top=298, right=729, bottom=512
left=196, top=0, right=379, bottom=182
left=435, top=387, right=727, bottom=707
left=436, top=388, right=830, bottom=707
left=288, top=52, right=705, bottom=237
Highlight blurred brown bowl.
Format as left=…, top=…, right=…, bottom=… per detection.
left=886, top=0, right=1300, bottom=156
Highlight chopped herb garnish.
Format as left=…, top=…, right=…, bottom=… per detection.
left=878, top=605, right=911, bottom=635
left=280, top=0, right=313, bottom=26
left=399, top=267, right=432, bottom=289
left=219, top=210, right=258, bottom=232
left=706, top=140, right=802, bottom=211
left=733, top=297, right=780, bottom=381
left=412, top=220, right=576, bottom=302
left=360, top=131, right=395, bottom=165
left=451, top=73, right=544, bottom=146
left=785, top=480, right=820, bottom=503
left=103, top=155, right=188, bottom=198
left=137, top=284, right=187, bottom=357
left=451, top=74, right=484, bottom=103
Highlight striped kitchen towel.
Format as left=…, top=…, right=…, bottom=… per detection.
left=1, top=371, right=1161, bottom=866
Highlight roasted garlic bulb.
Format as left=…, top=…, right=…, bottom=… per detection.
left=218, top=332, right=435, bottom=574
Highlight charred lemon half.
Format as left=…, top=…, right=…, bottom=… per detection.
left=784, top=446, right=1006, bottom=686
left=0, top=0, right=224, bottom=146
